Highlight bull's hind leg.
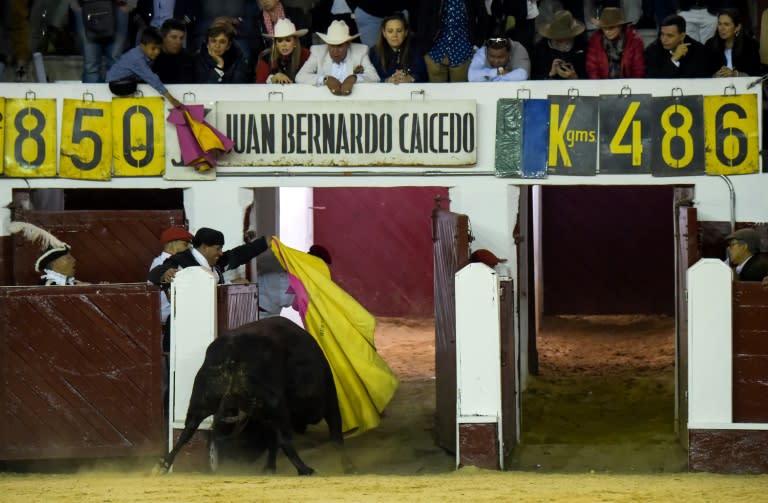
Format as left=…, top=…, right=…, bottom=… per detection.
left=324, top=387, right=355, bottom=473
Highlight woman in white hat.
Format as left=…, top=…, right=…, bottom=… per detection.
left=255, top=19, right=311, bottom=84
left=295, top=20, right=379, bottom=94
left=586, top=7, right=646, bottom=79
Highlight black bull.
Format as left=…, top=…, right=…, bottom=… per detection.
left=155, top=317, right=350, bottom=475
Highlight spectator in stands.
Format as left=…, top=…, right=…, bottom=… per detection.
left=411, top=0, right=476, bottom=82
left=586, top=7, right=646, bottom=79
left=134, top=0, right=176, bottom=29
left=637, top=0, right=679, bottom=29
left=473, top=0, right=534, bottom=56
left=9, top=222, right=90, bottom=286
left=311, top=0, right=359, bottom=42
left=531, top=9, right=587, bottom=80
left=725, top=228, right=768, bottom=281
left=468, top=35, right=530, bottom=82
left=106, top=27, right=182, bottom=107
left=71, top=0, right=136, bottom=83
left=153, top=18, right=195, bottom=83
left=193, top=17, right=250, bottom=83
left=353, top=1, right=409, bottom=48
left=645, top=14, right=717, bottom=77
left=705, top=7, right=761, bottom=77
left=369, top=13, right=427, bottom=83
left=295, top=20, right=378, bottom=95
left=677, top=0, right=718, bottom=43
left=254, top=0, right=311, bottom=64
left=255, top=18, right=309, bottom=83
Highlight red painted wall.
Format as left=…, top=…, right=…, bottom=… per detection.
left=313, top=187, right=449, bottom=317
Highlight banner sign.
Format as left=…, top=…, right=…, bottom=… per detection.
left=216, top=100, right=477, bottom=166
left=651, top=96, right=705, bottom=177
left=495, top=93, right=759, bottom=177
left=59, top=98, right=113, bottom=180
left=599, top=94, right=652, bottom=174
left=547, top=95, right=599, bottom=176
left=4, top=98, right=57, bottom=177
left=112, top=97, right=165, bottom=177
left=495, top=98, right=549, bottom=178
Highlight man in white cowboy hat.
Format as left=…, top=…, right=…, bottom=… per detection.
left=531, top=9, right=588, bottom=80
left=295, top=19, right=378, bottom=94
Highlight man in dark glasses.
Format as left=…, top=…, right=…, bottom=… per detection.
left=468, top=35, right=530, bottom=81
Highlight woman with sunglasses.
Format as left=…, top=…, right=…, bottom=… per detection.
left=255, top=19, right=310, bottom=83
left=369, top=13, right=427, bottom=83
left=468, top=36, right=530, bottom=82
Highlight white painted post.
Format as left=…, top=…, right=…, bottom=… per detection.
left=455, top=263, right=503, bottom=470
left=168, top=267, right=218, bottom=451
left=687, top=258, right=733, bottom=427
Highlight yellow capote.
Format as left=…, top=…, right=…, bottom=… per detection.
left=271, top=237, right=399, bottom=436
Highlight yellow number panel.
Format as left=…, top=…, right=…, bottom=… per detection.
left=112, top=97, right=165, bottom=176
left=4, top=98, right=56, bottom=177
left=60, top=99, right=113, bottom=180
left=704, top=94, right=759, bottom=175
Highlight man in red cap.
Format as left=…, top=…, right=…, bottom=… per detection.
left=150, top=226, right=195, bottom=328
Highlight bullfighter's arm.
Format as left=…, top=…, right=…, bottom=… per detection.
left=218, top=235, right=268, bottom=272
left=148, top=255, right=182, bottom=285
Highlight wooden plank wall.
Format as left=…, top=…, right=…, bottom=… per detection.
left=11, top=209, right=185, bottom=285
left=0, top=284, right=164, bottom=460
left=732, top=282, right=768, bottom=422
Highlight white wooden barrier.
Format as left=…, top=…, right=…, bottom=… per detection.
left=455, top=263, right=504, bottom=470
left=168, top=267, right=218, bottom=450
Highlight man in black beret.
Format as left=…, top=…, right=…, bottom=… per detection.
left=148, top=226, right=268, bottom=286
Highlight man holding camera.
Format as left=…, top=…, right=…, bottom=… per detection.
left=531, top=9, right=587, bottom=80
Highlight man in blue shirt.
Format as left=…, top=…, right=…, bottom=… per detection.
left=106, top=27, right=182, bottom=108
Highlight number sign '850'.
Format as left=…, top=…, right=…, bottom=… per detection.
left=111, top=97, right=165, bottom=176
left=59, top=99, right=113, bottom=180
left=4, top=98, right=56, bottom=177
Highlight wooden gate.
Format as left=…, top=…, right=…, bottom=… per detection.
left=432, top=202, right=470, bottom=453
left=0, top=284, right=164, bottom=460
left=675, top=189, right=697, bottom=448
left=11, top=209, right=185, bottom=285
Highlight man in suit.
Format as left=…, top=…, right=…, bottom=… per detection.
left=295, top=20, right=378, bottom=95
left=725, top=228, right=768, bottom=282
left=148, top=227, right=268, bottom=286
left=645, top=14, right=717, bottom=78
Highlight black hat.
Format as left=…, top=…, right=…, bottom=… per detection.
left=309, top=244, right=332, bottom=265
left=9, top=221, right=71, bottom=273
left=193, top=227, right=225, bottom=247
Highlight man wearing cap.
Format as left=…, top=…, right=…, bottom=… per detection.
left=148, top=227, right=269, bottom=286
left=531, top=10, right=588, bottom=80
left=294, top=20, right=378, bottom=95
left=586, top=7, right=646, bottom=79
left=150, top=226, right=194, bottom=327
left=469, top=248, right=511, bottom=277
left=725, top=228, right=768, bottom=281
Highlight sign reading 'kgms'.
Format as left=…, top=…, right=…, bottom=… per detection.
left=541, top=93, right=758, bottom=177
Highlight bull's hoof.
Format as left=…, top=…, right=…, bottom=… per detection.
left=151, top=459, right=171, bottom=476
left=297, top=466, right=315, bottom=476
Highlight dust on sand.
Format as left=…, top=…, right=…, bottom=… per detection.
left=1, top=316, right=766, bottom=502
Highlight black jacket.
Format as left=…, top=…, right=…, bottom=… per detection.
left=737, top=253, right=768, bottom=281
left=154, top=49, right=196, bottom=84
left=148, top=236, right=268, bottom=285
left=704, top=33, right=762, bottom=77
left=645, top=35, right=718, bottom=78
left=193, top=41, right=250, bottom=83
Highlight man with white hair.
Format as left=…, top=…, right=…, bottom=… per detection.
left=295, top=19, right=378, bottom=95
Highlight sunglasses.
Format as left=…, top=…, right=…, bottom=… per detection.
left=486, top=37, right=511, bottom=50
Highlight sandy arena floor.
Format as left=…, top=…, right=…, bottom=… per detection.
left=1, top=316, right=767, bottom=502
